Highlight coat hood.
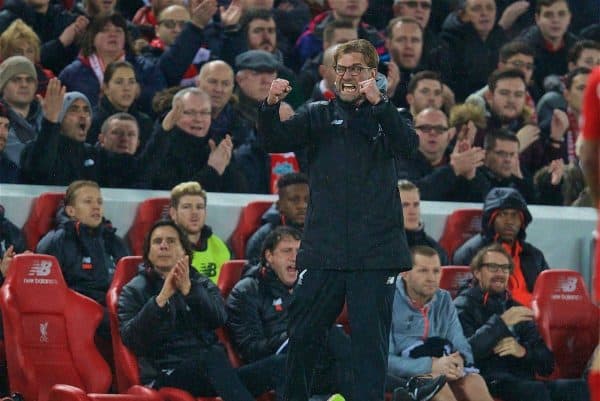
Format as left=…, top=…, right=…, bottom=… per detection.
left=481, top=187, right=532, bottom=240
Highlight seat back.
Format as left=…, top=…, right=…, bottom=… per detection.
left=531, top=269, right=600, bottom=379
left=268, top=153, right=300, bottom=194
left=440, top=266, right=473, bottom=299
left=22, top=192, right=65, bottom=250
left=0, top=254, right=111, bottom=401
left=106, top=256, right=144, bottom=393
left=217, top=260, right=247, bottom=300
left=126, top=198, right=170, bottom=255
left=228, top=201, right=273, bottom=259
left=438, top=209, right=482, bottom=260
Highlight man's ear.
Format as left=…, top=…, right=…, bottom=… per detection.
left=406, top=93, right=414, bottom=106
left=484, top=89, right=493, bottom=104
left=169, top=206, right=177, bottom=221
left=65, top=205, right=76, bottom=219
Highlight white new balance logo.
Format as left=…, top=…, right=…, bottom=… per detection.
left=28, top=260, right=52, bottom=277
left=557, top=277, right=578, bottom=293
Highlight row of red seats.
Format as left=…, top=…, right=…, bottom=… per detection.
left=20, top=192, right=483, bottom=260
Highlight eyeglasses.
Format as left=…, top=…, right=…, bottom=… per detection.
left=333, top=64, right=374, bottom=76
left=415, top=124, right=448, bottom=134
left=482, top=263, right=512, bottom=273
left=508, top=60, right=534, bottom=71
left=159, top=19, right=187, bottom=29
left=182, top=109, right=211, bottom=118
left=398, top=1, right=432, bottom=9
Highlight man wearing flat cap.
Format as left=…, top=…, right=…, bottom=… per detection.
left=0, top=55, right=43, bottom=168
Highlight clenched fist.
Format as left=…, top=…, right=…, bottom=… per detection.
left=267, top=79, right=292, bottom=105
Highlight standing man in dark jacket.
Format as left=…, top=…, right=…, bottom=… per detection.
left=258, top=39, right=418, bottom=401
left=454, top=243, right=589, bottom=401
left=453, top=187, right=549, bottom=307
left=118, top=220, right=281, bottom=399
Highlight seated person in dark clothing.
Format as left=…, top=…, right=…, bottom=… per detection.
left=228, top=226, right=351, bottom=397
left=396, top=107, right=489, bottom=202
left=454, top=244, right=589, bottom=401
left=453, top=187, right=548, bottom=307
left=36, top=180, right=129, bottom=337
left=398, top=179, right=448, bottom=264
left=0, top=101, right=18, bottom=183
left=119, top=220, right=281, bottom=399
left=245, top=172, right=308, bottom=261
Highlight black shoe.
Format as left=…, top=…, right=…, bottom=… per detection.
left=405, top=375, right=446, bottom=401
left=392, top=387, right=414, bottom=401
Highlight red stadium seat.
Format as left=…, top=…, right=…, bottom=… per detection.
left=228, top=201, right=273, bottom=259
left=268, top=153, right=300, bottom=194
left=438, top=209, right=482, bottom=260
left=0, top=254, right=158, bottom=401
left=439, top=266, right=473, bottom=299
left=106, top=256, right=222, bottom=401
left=531, top=269, right=600, bottom=379
left=126, top=197, right=170, bottom=255
left=217, top=260, right=247, bottom=299
left=22, top=192, right=64, bottom=250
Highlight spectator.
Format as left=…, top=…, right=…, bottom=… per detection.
left=140, top=87, right=247, bottom=192
left=440, top=0, right=508, bottom=102
left=246, top=172, right=308, bottom=261
left=396, top=107, right=489, bottom=202
left=388, top=245, right=493, bottom=401
left=0, top=102, right=18, bottom=183
left=0, top=0, right=88, bottom=74
left=228, top=226, right=348, bottom=398
left=405, top=71, right=444, bottom=118
left=0, top=56, right=43, bottom=168
left=453, top=187, right=549, bottom=306
left=73, top=0, right=119, bottom=17
left=59, top=12, right=166, bottom=113
left=0, top=204, right=26, bottom=258
left=398, top=180, right=449, bottom=264
left=518, top=0, right=578, bottom=92
left=567, top=40, right=600, bottom=71
left=169, top=181, right=230, bottom=284
left=36, top=180, right=129, bottom=337
left=302, top=44, right=340, bottom=103
left=0, top=19, right=55, bottom=96
left=88, top=60, right=153, bottom=149
left=118, top=219, right=280, bottom=398
left=132, top=0, right=185, bottom=41
left=454, top=243, right=589, bottom=401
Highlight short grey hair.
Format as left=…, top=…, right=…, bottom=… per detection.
left=172, top=87, right=210, bottom=108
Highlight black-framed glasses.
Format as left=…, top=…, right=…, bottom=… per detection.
left=415, top=124, right=448, bottom=134
left=482, top=263, right=512, bottom=273
left=333, top=64, right=374, bottom=76
left=399, top=1, right=432, bottom=9
left=159, top=19, right=187, bottom=29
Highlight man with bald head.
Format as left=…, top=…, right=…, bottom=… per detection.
left=396, top=108, right=489, bottom=201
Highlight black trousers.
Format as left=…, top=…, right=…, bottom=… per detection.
left=155, top=344, right=285, bottom=401
left=284, top=269, right=398, bottom=401
left=488, top=377, right=590, bottom=401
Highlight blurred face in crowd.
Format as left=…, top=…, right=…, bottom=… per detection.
left=407, top=78, right=443, bottom=115
left=328, top=0, right=369, bottom=20
left=487, top=77, right=526, bottom=122
left=499, top=53, right=534, bottom=84
left=493, top=208, right=522, bottom=243
left=535, top=0, right=571, bottom=43
left=94, top=22, right=126, bottom=56
left=0, top=117, right=9, bottom=153
left=414, top=108, right=450, bottom=163
left=197, top=61, right=234, bottom=117
left=278, top=183, right=309, bottom=226
left=2, top=74, right=36, bottom=109
left=156, top=5, right=190, bottom=47
left=148, top=225, right=186, bottom=274
left=61, top=99, right=92, bottom=142
left=247, top=18, right=277, bottom=53
left=236, top=69, right=277, bottom=101
left=574, top=48, right=600, bottom=69
left=473, top=251, right=511, bottom=294
left=88, top=0, right=117, bottom=14
left=334, top=52, right=376, bottom=103
left=386, top=21, right=423, bottom=70
left=324, top=28, right=358, bottom=49
left=393, top=0, right=432, bottom=28
left=400, top=188, right=420, bottom=230
left=66, top=185, right=103, bottom=228
left=176, top=92, right=212, bottom=137
left=463, top=0, right=496, bottom=39
left=564, top=72, right=589, bottom=113
left=99, top=118, right=139, bottom=155
left=103, top=66, right=138, bottom=111
left=265, top=235, right=300, bottom=287
left=8, top=39, right=37, bottom=63
left=170, top=194, right=206, bottom=236
left=485, top=138, right=518, bottom=178
left=405, top=252, right=441, bottom=304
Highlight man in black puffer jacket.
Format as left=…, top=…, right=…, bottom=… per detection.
left=453, top=187, right=548, bottom=306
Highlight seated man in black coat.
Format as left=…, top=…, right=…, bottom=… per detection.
left=454, top=243, right=588, bottom=401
